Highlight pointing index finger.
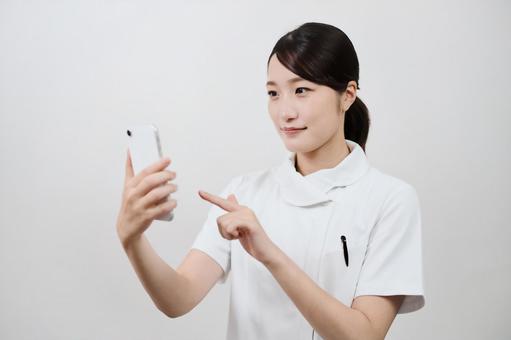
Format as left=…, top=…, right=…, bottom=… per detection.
left=198, top=190, right=238, bottom=212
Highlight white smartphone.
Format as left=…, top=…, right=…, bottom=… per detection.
left=126, top=124, right=174, bottom=221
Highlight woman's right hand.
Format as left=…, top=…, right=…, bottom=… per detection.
left=116, top=149, right=178, bottom=248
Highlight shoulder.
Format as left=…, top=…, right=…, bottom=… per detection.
left=365, top=166, right=418, bottom=198
left=366, top=166, right=416, bottom=192
left=362, top=167, right=421, bottom=219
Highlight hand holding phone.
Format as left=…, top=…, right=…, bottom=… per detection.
left=116, top=124, right=178, bottom=246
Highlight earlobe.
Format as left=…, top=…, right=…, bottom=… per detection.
left=342, top=95, right=355, bottom=113
left=338, top=82, right=356, bottom=113
left=344, top=82, right=357, bottom=111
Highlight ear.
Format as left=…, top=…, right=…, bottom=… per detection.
left=341, top=80, right=358, bottom=112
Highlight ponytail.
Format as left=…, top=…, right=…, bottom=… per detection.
left=344, top=96, right=370, bottom=152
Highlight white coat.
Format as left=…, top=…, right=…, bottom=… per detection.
left=192, top=139, right=425, bottom=340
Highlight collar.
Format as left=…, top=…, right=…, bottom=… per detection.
left=273, top=139, right=370, bottom=206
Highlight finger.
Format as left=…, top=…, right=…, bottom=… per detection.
left=227, top=194, right=239, bottom=205
left=134, top=170, right=176, bottom=199
left=225, top=228, right=238, bottom=240
left=140, top=183, right=177, bottom=208
left=199, top=190, right=238, bottom=212
left=146, top=197, right=177, bottom=221
left=217, top=215, right=231, bottom=240
left=228, top=226, right=240, bottom=238
left=224, top=219, right=241, bottom=239
left=125, top=149, right=134, bottom=184
left=131, top=156, right=171, bottom=188
left=217, top=215, right=238, bottom=240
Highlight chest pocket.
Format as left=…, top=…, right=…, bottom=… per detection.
left=317, top=233, right=368, bottom=308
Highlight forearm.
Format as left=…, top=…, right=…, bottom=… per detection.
left=121, top=234, right=193, bottom=318
left=262, top=245, right=378, bottom=340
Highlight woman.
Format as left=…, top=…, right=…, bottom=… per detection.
left=116, top=22, right=425, bottom=340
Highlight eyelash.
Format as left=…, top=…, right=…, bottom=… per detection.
left=267, top=87, right=310, bottom=98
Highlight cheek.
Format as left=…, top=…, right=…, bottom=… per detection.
left=301, top=103, right=325, bottom=128
left=307, top=111, right=340, bottom=138
left=309, top=97, right=340, bottom=126
left=268, top=108, right=278, bottom=125
left=268, top=103, right=280, bottom=124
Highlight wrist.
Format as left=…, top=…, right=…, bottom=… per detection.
left=118, top=229, right=142, bottom=251
left=260, top=242, right=285, bottom=268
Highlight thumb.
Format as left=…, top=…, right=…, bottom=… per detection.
left=227, top=194, right=239, bottom=205
left=125, top=148, right=134, bottom=184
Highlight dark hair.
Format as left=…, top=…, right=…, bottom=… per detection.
left=267, top=22, right=370, bottom=152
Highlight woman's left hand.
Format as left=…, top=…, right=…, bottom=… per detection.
left=198, top=190, right=277, bottom=264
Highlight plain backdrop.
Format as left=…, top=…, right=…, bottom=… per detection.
left=1, top=0, right=510, bottom=339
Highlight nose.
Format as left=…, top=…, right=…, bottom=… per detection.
left=277, top=95, right=298, bottom=121
left=280, top=110, right=298, bottom=121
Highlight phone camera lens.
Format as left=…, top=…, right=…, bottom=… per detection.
left=127, top=130, right=131, bottom=137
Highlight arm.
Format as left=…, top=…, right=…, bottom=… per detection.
left=263, top=245, right=404, bottom=340
left=121, top=235, right=223, bottom=318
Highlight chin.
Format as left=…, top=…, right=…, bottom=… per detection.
left=282, top=142, right=318, bottom=154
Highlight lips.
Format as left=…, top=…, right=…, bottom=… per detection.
left=281, top=127, right=307, bottom=131
left=281, top=127, right=307, bottom=136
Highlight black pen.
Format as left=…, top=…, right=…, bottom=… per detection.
left=341, top=235, right=349, bottom=267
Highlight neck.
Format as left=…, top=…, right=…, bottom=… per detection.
left=295, top=140, right=351, bottom=176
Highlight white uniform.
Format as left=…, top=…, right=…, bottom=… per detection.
left=191, top=139, right=425, bottom=340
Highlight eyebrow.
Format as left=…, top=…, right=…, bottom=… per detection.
left=266, top=77, right=306, bottom=87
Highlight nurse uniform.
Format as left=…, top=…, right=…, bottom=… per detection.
left=191, top=139, right=425, bottom=340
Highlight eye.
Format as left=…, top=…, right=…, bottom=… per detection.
left=296, top=87, right=310, bottom=95
left=267, top=90, right=277, bottom=98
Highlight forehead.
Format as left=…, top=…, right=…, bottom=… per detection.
left=266, top=54, right=304, bottom=85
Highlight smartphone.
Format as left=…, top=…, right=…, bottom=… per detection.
left=126, top=124, right=174, bottom=221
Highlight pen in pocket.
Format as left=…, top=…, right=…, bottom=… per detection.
left=340, top=235, right=349, bottom=267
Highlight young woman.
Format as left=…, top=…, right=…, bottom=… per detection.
left=116, top=22, right=425, bottom=340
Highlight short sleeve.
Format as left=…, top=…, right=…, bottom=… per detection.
left=190, top=175, right=244, bottom=284
left=354, top=183, right=425, bottom=313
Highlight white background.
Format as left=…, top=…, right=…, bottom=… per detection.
left=1, top=0, right=510, bottom=339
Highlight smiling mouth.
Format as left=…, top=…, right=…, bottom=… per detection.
left=281, top=127, right=307, bottom=135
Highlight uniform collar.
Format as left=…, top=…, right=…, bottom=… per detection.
left=274, top=139, right=370, bottom=206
